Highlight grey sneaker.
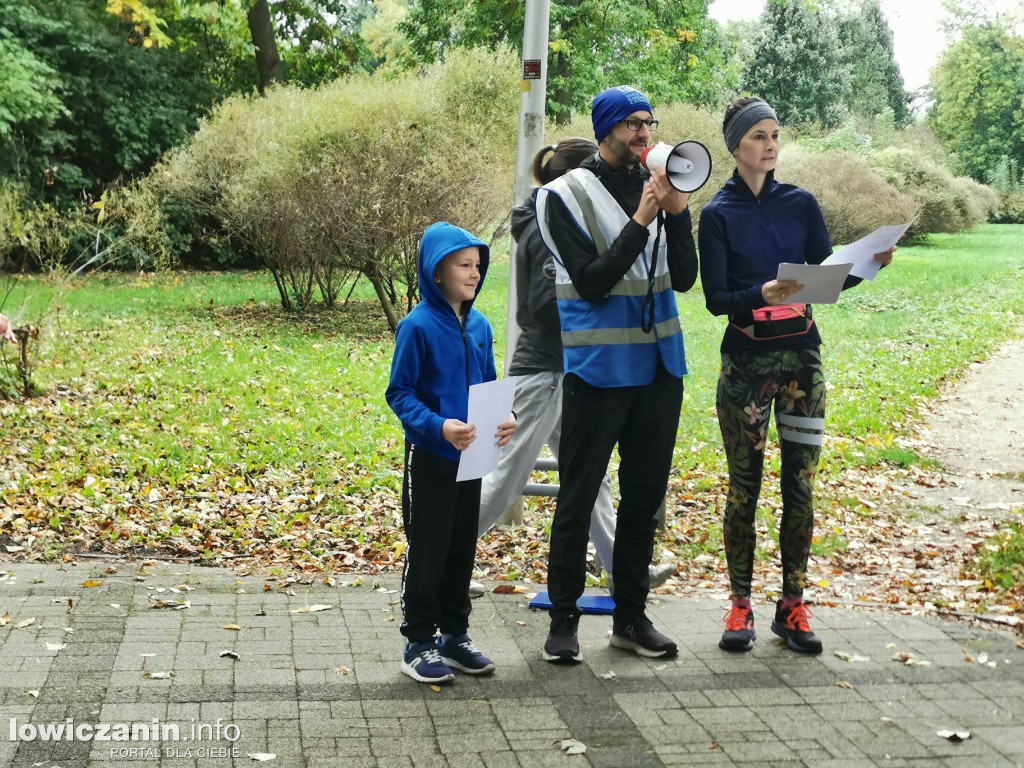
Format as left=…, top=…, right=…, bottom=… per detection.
left=468, top=580, right=485, bottom=598
left=606, top=563, right=677, bottom=597
left=648, top=562, right=676, bottom=589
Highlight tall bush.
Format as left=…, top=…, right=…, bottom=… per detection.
left=869, top=147, right=996, bottom=234
left=777, top=147, right=918, bottom=244
left=158, top=46, right=518, bottom=325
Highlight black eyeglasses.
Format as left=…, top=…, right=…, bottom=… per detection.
left=621, top=118, right=658, bottom=132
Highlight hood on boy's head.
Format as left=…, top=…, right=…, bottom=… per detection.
left=417, top=222, right=490, bottom=311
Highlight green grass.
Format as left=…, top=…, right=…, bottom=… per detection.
left=2, top=224, right=1024, bottom=566
left=977, top=522, right=1024, bottom=593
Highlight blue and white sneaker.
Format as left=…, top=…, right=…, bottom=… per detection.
left=401, top=640, right=455, bottom=684
left=439, top=634, right=496, bottom=675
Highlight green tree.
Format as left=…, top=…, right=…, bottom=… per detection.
left=928, top=22, right=1024, bottom=182
left=267, top=0, right=372, bottom=85
left=742, top=0, right=850, bottom=127
left=0, top=0, right=225, bottom=201
left=0, top=38, right=65, bottom=141
left=400, top=0, right=729, bottom=120
left=360, top=0, right=413, bottom=68
left=833, top=0, right=910, bottom=126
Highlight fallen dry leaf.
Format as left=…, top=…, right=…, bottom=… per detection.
left=834, top=651, right=871, bottom=663
left=247, top=754, right=277, bottom=762
left=0, top=611, right=8, bottom=626
left=26, top=690, right=39, bottom=698
left=81, top=580, right=103, bottom=588
left=290, top=604, right=332, bottom=614
left=556, top=738, right=587, bottom=755
left=492, top=584, right=531, bottom=594
left=219, top=650, right=240, bottom=660
left=600, top=671, right=617, bottom=680
left=143, top=671, right=175, bottom=679
left=936, top=729, right=971, bottom=742
left=337, top=666, right=350, bottom=676
left=15, top=617, right=36, bottom=629
left=429, top=685, right=441, bottom=693
left=836, top=680, right=855, bottom=689
left=222, top=624, right=241, bottom=631
left=45, top=643, right=67, bottom=652
left=891, top=651, right=932, bottom=667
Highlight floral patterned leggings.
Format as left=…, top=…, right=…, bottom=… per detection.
left=716, top=347, right=825, bottom=599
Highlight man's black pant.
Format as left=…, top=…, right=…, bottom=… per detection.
left=400, top=442, right=480, bottom=643
left=547, top=363, right=683, bottom=624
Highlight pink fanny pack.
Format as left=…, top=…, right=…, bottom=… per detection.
left=731, top=303, right=814, bottom=340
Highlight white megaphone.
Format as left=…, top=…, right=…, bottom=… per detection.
left=639, top=140, right=713, bottom=193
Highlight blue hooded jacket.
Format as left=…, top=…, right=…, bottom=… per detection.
left=386, top=222, right=495, bottom=462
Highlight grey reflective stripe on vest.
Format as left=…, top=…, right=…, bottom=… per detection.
left=555, top=272, right=673, bottom=300
left=561, top=316, right=682, bottom=347
left=562, top=174, right=610, bottom=254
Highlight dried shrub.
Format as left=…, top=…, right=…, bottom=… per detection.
left=157, top=46, right=519, bottom=326
left=950, top=175, right=999, bottom=226
left=869, top=147, right=997, bottom=234
left=777, top=147, right=918, bottom=244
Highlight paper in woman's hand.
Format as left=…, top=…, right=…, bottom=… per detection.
left=823, top=220, right=911, bottom=280
left=776, top=262, right=853, bottom=304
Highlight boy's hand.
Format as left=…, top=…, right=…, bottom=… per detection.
left=442, top=419, right=476, bottom=451
left=495, top=414, right=517, bottom=448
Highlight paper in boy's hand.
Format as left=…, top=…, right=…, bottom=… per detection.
left=456, top=378, right=516, bottom=481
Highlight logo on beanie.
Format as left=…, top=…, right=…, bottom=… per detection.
left=617, top=86, right=647, bottom=105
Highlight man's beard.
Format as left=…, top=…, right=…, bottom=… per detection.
left=604, top=133, right=641, bottom=167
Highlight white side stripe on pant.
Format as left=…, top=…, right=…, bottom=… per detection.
left=777, top=413, right=824, bottom=446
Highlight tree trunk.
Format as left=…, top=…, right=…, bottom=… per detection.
left=247, top=0, right=283, bottom=93
left=552, top=50, right=572, bottom=124
left=367, top=269, right=400, bottom=332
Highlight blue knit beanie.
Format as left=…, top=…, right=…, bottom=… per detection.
left=591, top=86, right=653, bottom=144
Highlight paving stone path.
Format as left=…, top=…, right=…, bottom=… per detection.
left=1, top=561, right=1021, bottom=768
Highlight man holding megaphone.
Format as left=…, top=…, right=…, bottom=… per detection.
left=535, top=85, right=701, bottom=664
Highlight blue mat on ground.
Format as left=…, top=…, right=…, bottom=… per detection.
left=528, top=591, right=615, bottom=615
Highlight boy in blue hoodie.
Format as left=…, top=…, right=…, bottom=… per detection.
left=386, top=222, right=517, bottom=684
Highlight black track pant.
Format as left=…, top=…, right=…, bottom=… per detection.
left=547, top=363, right=683, bottom=624
left=399, top=442, right=480, bottom=643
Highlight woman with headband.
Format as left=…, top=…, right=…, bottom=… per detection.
left=698, top=97, right=894, bottom=655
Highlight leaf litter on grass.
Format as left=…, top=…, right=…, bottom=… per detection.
left=4, top=266, right=1024, bottom=628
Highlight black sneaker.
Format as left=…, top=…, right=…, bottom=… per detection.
left=719, top=603, right=756, bottom=652
left=543, top=613, right=582, bottom=663
left=771, top=599, right=823, bottom=654
left=610, top=616, right=678, bottom=658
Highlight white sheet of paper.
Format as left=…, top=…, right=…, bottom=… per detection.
left=776, top=262, right=853, bottom=304
left=822, top=220, right=912, bottom=280
left=456, top=378, right=516, bottom=482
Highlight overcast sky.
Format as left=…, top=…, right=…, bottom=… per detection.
left=707, top=0, right=992, bottom=92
